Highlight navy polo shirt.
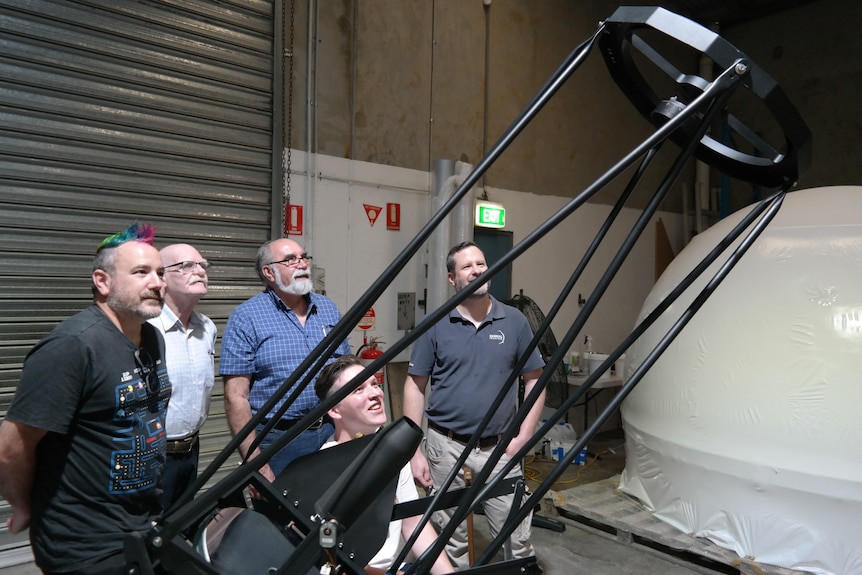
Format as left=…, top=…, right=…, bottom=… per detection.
left=408, top=296, right=544, bottom=436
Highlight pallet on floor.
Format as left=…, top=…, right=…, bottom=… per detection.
left=545, top=475, right=804, bottom=575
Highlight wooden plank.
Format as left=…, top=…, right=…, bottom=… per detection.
left=547, top=475, right=806, bottom=575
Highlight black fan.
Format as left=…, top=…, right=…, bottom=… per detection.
left=507, top=292, right=568, bottom=410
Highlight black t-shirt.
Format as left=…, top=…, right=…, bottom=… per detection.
left=7, top=306, right=171, bottom=573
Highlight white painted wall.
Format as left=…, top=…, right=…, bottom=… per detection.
left=290, top=151, right=684, bottom=364
left=490, top=185, right=685, bottom=358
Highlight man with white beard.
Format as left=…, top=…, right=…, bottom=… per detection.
left=220, top=238, right=351, bottom=479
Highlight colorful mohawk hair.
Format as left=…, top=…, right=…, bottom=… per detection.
left=96, top=222, right=156, bottom=252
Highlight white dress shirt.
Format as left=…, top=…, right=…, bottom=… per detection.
left=149, top=305, right=217, bottom=439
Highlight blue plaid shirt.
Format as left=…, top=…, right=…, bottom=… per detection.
left=219, top=288, right=351, bottom=419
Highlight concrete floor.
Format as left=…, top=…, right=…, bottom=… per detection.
left=2, top=430, right=726, bottom=575
left=464, top=428, right=726, bottom=575
left=471, top=513, right=724, bottom=575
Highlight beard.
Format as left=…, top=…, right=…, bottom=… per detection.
left=470, top=282, right=489, bottom=297
left=108, top=289, right=163, bottom=320
left=274, top=267, right=313, bottom=296
left=455, top=278, right=490, bottom=298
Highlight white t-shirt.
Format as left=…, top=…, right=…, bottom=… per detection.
left=321, top=439, right=419, bottom=569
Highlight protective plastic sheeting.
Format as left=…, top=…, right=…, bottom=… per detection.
left=620, top=186, right=862, bottom=575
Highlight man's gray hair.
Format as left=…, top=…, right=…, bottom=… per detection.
left=255, top=241, right=275, bottom=284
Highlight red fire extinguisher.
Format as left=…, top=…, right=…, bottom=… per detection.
left=357, top=334, right=386, bottom=387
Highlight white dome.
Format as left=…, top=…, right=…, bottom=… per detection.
left=620, top=185, right=862, bottom=575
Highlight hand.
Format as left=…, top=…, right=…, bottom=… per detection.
left=409, top=452, right=432, bottom=488
left=248, top=463, right=277, bottom=500
left=7, top=509, right=30, bottom=534
left=259, top=463, right=276, bottom=483
left=505, top=434, right=530, bottom=461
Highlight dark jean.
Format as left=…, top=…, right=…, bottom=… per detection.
left=256, top=421, right=334, bottom=476
left=158, top=440, right=200, bottom=515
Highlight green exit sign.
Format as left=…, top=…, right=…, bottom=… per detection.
left=475, top=202, right=506, bottom=228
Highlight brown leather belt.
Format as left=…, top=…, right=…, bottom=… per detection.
left=428, top=420, right=501, bottom=448
left=166, top=432, right=199, bottom=455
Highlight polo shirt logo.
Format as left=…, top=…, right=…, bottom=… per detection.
left=489, top=330, right=505, bottom=345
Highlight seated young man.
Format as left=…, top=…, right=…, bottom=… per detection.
left=315, top=355, right=454, bottom=575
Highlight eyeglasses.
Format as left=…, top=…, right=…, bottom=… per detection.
left=134, top=347, right=161, bottom=395
left=164, top=260, right=211, bottom=274
left=267, top=254, right=313, bottom=268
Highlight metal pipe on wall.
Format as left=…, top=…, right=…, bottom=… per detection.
left=450, top=160, right=474, bottom=247
left=271, top=0, right=286, bottom=238
left=428, top=159, right=454, bottom=313
left=481, top=0, right=491, bottom=189
left=426, top=0, right=438, bottom=173
left=304, top=0, right=319, bottom=254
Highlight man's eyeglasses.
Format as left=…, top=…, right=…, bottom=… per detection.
left=134, top=347, right=161, bottom=395
left=164, top=260, right=211, bottom=274
left=267, top=254, right=313, bottom=268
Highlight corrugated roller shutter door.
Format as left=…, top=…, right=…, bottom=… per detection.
left=0, top=0, right=277, bottom=558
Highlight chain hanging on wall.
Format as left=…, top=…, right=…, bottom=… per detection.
left=281, top=0, right=296, bottom=237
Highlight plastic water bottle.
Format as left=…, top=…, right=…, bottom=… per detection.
left=567, top=349, right=579, bottom=373
left=536, top=419, right=552, bottom=437
left=533, top=419, right=550, bottom=454
left=543, top=419, right=560, bottom=442
left=580, top=335, right=594, bottom=374
left=551, top=440, right=565, bottom=463
left=555, top=421, right=576, bottom=441
left=574, top=447, right=588, bottom=466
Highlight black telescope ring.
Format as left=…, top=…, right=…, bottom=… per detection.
left=599, top=6, right=812, bottom=188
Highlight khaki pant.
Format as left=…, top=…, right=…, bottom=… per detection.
left=425, top=427, right=535, bottom=569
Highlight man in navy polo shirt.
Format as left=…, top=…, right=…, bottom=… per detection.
left=220, top=238, right=351, bottom=481
left=403, top=241, right=545, bottom=568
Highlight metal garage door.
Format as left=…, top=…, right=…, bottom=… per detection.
left=0, top=0, right=280, bottom=561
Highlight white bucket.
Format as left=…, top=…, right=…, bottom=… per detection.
left=585, top=353, right=610, bottom=379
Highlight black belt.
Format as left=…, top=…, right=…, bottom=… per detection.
left=428, top=420, right=501, bottom=449
left=262, top=417, right=325, bottom=431
left=166, top=433, right=199, bottom=455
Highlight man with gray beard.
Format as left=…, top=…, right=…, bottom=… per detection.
left=220, top=238, right=351, bottom=480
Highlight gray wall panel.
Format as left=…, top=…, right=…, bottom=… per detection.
left=0, top=0, right=278, bottom=558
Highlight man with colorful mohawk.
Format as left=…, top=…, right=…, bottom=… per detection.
left=0, top=223, right=172, bottom=575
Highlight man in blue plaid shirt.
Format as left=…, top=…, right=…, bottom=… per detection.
left=220, top=238, right=351, bottom=481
